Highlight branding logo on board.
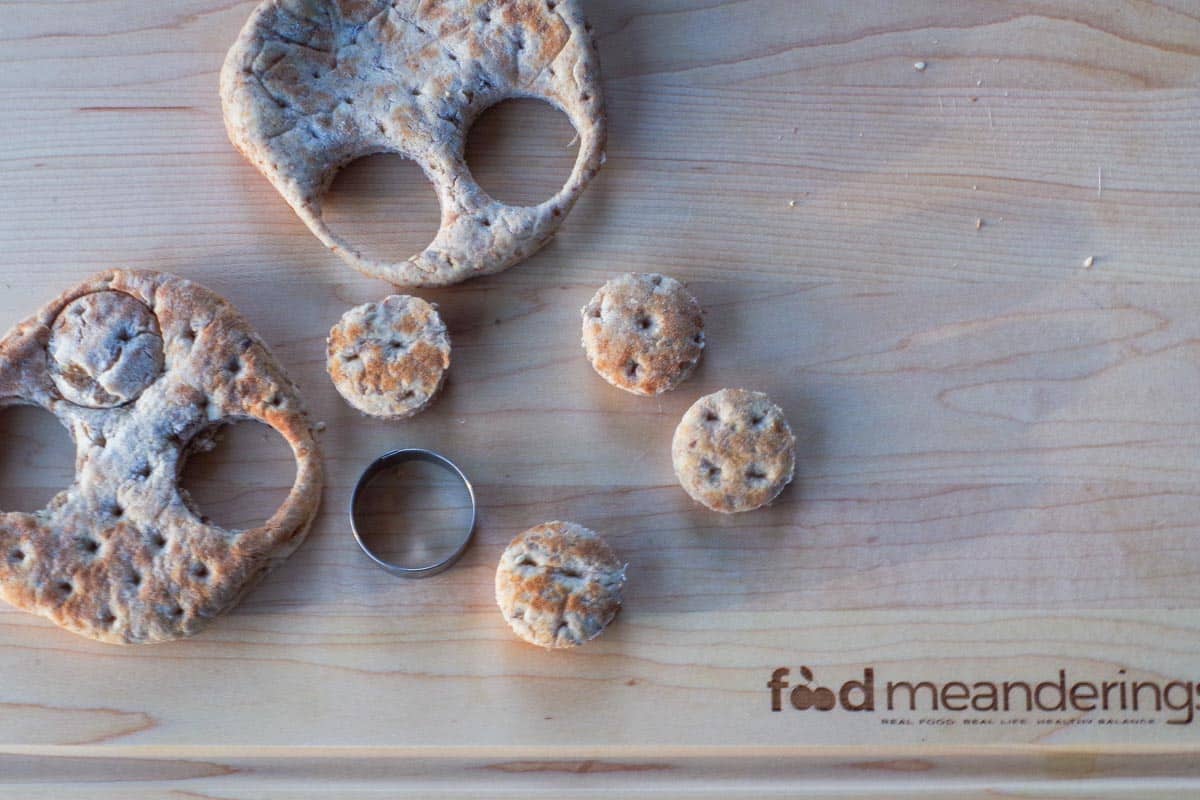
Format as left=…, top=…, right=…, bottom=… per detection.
left=767, top=666, right=1198, bottom=726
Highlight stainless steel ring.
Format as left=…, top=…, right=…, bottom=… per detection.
left=349, top=448, right=477, bottom=578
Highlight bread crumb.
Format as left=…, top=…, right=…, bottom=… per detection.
left=1083, top=256, right=1095, bottom=269
left=787, top=199, right=797, bottom=208
left=913, top=61, right=927, bottom=72
left=975, top=218, right=984, bottom=230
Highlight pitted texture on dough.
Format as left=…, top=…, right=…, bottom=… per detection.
left=326, top=295, right=450, bottom=419
left=671, top=389, right=795, bottom=514
left=0, top=270, right=323, bottom=644
left=581, top=273, right=704, bottom=396
left=48, top=291, right=165, bottom=408
left=220, top=0, right=607, bottom=287
left=495, top=520, right=624, bottom=649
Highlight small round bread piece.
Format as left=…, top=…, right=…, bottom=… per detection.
left=326, top=296, right=450, bottom=420
left=672, top=389, right=796, bottom=513
left=48, top=291, right=165, bottom=408
left=495, top=521, right=626, bottom=650
left=581, top=273, right=704, bottom=396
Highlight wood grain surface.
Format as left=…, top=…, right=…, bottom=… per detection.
left=2, top=0, right=1200, bottom=796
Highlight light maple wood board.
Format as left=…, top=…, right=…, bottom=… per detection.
left=2, top=0, right=1200, bottom=796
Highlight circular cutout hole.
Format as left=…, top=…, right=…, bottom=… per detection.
left=323, top=153, right=441, bottom=264
left=465, top=98, right=579, bottom=206
left=178, top=420, right=296, bottom=532
left=354, top=459, right=473, bottom=571
left=0, top=404, right=75, bottom=513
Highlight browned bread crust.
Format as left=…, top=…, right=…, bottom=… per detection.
left=0, top=270, right=323, bottom=644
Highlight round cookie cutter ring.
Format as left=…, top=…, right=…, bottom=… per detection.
left=350, top=449, right=477, bottom=579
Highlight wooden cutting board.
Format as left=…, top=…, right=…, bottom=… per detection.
left=2, top=1, right=1200, bottom=796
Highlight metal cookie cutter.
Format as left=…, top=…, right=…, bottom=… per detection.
left=350, top=449, right=477, bottom=578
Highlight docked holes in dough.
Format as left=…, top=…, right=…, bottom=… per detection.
left=178, top=419, right=296, bottom=532
left=322, top=154, right=441, bottom=263
left=0, top=404, right=75, bottom=514
left=465, top=99, right=578, bottom=207
left=353, top=459, right=473, bottom=571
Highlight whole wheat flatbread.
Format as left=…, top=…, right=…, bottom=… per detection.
left=671, top=389, right=795, bottom=514
left=220, top=0, right=607, bottom=287
left=326, top=294, right=451, bottom=419
left=581, top=273, right=705, bottom=396
left=495, top=520, right=625, bottom=649
left=0, top=270, right=323, bottom=644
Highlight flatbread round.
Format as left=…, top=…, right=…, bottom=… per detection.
left=672, top=388, right=795, bottom=513
left=326, top=295, right=451, bottom=419
left=495, top=520, right=625, bottom=649
left=581, top=273, right=704, bottom=395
